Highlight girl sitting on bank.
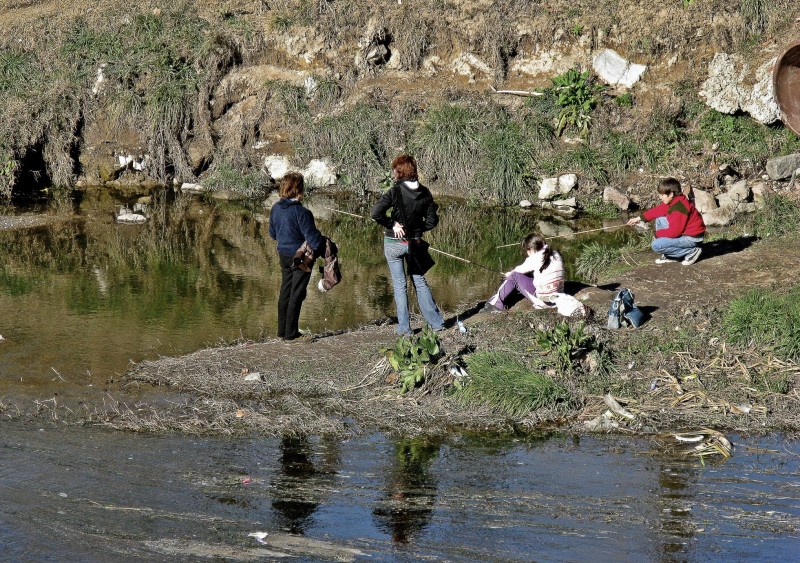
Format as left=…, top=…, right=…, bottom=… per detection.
left=484, top=233, right=565, bottom=312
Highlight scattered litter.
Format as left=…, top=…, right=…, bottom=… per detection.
left=649, top=380, right=658, bottom=391
left=241, top=476, right=252, bottom=485
left=603, top=393, right=635, bottom=419
left=248, top=532, right=268, bottom=544
left=243, top=372, right=263, bottom=382
left=456, top=319, right=467, bottom=334
left=662, top=429, right=733, bottom=461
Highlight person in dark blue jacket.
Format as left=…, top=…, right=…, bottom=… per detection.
left=269, top=172, right=324, bottom=341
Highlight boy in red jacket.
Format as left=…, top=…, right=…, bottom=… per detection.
left=627, top=178, right=705, bottom=265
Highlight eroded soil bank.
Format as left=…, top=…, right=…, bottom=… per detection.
left=41, top=233, right=797, bottom=439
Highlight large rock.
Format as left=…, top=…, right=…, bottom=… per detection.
left=702, top=206, right=736, bottom=227
left=692, top=188, right=717, bottom=213
left=592, top=49, right=646, bottom=88
left=603, top=186, right=630, bottom=211
left=699, top=53, right=780, bottom=124
left=726, top=180, right=751, bottom=204
left=538, top=174, right=577, bottom=200
left=766, top=153, right=800, bottom=180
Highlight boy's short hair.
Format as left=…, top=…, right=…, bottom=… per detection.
left=279, top=172, right=305, bottom=199
left=391, top=154, right=418, bottom=181
left=657, top=177, right=682, bottom=197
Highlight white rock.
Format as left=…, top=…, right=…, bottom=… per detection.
left=702, top=206, right=736, bottom=227
left=558, top=173, right=578, bottom=193
left=302, top=159, right=337, bottom=188
left=244, top=372, right=263, bottom=382
left=538, top=177, right=560, bottom=200
left=603, top=186, right=630, bottom=210
left=592, top=48, right=647, bottom=88
left=116, top=213, right=147, bottom=224
left=551, top=197, right=577, bottom=208
left=180, top=182, right=206, bottom=194
left=263, top=155, right=291, bottom=180
left=519, top=199, right=533, bottom=208
left=699, top=53, right=780, bottom=124
left=727, top=179, right=750, bottom=203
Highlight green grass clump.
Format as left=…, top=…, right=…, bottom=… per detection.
left=455, top=351, right=571, bottom=417
left=575, top=241, right=620, bottom=283
left=412, top=103, right=485, bottom=190
left=751, top=194, right=800, bottom=238
left=475, top=119, right=535, bottom=204
left=204, top=161, right=268, bottom=198
left=723, top=286, right=800, bottom=361
left=296, top=104, right=397, bottom=199
left=699, top=111, right=800, bottom=171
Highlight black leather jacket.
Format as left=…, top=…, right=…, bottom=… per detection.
left=370, top=181, right=439, bottom=239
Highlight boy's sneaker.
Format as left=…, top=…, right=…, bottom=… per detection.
left=655, top=254, right=675, bottom=264
left=682, top=247, right=702, bottom=266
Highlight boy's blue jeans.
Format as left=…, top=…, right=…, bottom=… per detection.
left=651, top=217, right=703, bottom=259
left=384, top=240, right=444, bottom=335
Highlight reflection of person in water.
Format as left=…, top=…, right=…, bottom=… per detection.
left=372, top=437, right=440, bottom=544
left=271, top=435, right=339, bottom=535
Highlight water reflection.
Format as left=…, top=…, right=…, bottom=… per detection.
left=0, top=190, right=637, bottom=395
left=657, top=461, right=700, bottom=560
left=271, top=436, right=340, bottom=535
left=372, top=437, right=440, bottom=543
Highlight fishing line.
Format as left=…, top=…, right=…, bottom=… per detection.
left=495, top=223, right=629, bottom=249
left=321, top=206, right=503, bottom=274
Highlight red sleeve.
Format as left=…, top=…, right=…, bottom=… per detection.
left=642, top=202, right=669, bottom=222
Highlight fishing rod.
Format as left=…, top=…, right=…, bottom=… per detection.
left=495, top=223, right=628, bottom=249
left=321, top=206, right=503, bottom=274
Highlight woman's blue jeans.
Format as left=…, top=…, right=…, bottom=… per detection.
left=652, top=217, right=703, bottom=259
left=384, top=240, right=444, bottom=335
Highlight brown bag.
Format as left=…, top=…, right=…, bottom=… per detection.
left=319, top=238, right=342, bottom=291
left=292, top=241, right=315, bottom=272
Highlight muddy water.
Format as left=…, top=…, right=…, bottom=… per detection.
left=1, top=425, right=797, bottom=561
left=1, top=193, right=798, bottom=560
left=0, top=191, right=629, bottom=395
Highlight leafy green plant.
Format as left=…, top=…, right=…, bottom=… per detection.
left=455, top=351, right=571, bottom=417
left=383, top=325, right=441, bottom=393
left=614, top=93, right=633, bottom=108
left=551, top=67, right=604, bottom=136
left=536, top=321, right=592, bottom=374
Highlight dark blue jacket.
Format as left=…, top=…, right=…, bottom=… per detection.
left=269, top=198, right=324, bottom=257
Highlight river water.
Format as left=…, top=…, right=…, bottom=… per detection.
left=2, top=424, right=798, bottom=561
left=1, top=191, right=797, bottom=560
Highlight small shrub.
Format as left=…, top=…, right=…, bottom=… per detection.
left=204, top=161, right=268, bottom=198
left=536, top=321, right=593, bottom=375
left=581, top=195, right=620, bottom=220
left=383, top=325, right=441, bottom=393
left=551, top=67, right=604, bottom=136
left=614, top=93, right=633, bottom=108
left=455, top=351, right=571, bottom=417
left=723, top=286, right=800, bottom=361
left=575, top=241, right=620, bottom=283
left=751, top=194, right=800, bottom=238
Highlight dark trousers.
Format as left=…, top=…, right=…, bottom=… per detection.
left=277, top=254, right=312, bottom=339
